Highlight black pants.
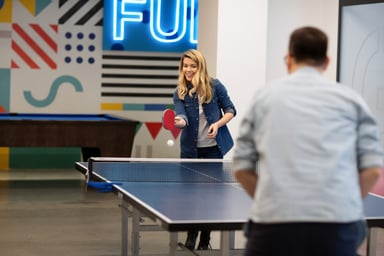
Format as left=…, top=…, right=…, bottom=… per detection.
left=185, top=145, right=223, bottom=249
left=244, top=221, right=361, bottom=256
left=186, top=229, right=210, bottom=248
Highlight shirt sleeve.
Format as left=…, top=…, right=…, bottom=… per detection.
left=232, top=101, right=259, bottom=172
left=356, top=98, right=384, bottom=170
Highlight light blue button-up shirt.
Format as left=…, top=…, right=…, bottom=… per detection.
left=233, top=67, right=383, bottom=223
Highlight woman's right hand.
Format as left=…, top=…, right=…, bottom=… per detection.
left=174, top=116, right=186, bottom=128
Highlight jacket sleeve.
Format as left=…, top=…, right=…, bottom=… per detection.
left=173, top=88, right=189, bottom=125
left=213, top=79, right=237, bottom=116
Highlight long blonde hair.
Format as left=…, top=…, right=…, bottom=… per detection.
left=177, top=49, right=213, bottom=103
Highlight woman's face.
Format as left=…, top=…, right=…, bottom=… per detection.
left=182, top=57, right=198, bottom=82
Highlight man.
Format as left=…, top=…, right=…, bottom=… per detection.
left=232, top=26, right=383, bottom=256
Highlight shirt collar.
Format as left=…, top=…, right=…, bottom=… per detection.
left=294, top=66, right=322, bottom=75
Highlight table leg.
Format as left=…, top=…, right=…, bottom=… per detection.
left=366, top=227, right=378, bottom=256
left=169, top=232, right=178, bottom=256
left=120, top=200, right=129, bottom=256
left=220, top=231, right=231, bottom=256
left=131, top=208, right=141, bottom=256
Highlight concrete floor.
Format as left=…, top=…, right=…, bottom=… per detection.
left=0, top=168, right=383, bottom=256
left=0, top=169, right=246, bottom=256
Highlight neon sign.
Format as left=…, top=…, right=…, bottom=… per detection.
left=103, top=0, right=198, bottom=52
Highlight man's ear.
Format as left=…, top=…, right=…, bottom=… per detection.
left=321, top=56, right=330, bottom=71
left=285, top=54, right=294, bottom=74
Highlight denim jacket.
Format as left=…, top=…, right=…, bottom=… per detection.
left=173, top=78, right=236, bottom=158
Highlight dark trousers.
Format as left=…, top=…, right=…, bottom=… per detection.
left=185, top=146, right=223, bottom=248
left=244, top=221, right=362, bottom=256
left=186, top=229, right=211, bottom=248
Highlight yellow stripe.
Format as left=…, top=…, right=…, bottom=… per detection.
left=19, top=0, right=35, bottom=16
left=101, top=103, right=123, bottom=110
left=0, top=147, right=9, bottom=169
left=0, top=0, right=13, bottom=22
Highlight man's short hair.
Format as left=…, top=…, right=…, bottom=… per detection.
left=288, top=26, right=328, bottom=66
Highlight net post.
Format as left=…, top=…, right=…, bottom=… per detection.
left=85, top=157, right=95, bottom=192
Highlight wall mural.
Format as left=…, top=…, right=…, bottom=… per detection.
left=0, top=0, right=197, bottom=168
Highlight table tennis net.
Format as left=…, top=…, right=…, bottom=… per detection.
left=89, top=161, right=237, bottom=183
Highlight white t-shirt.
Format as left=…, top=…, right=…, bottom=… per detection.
left=197, top=103, right=217, bottom=148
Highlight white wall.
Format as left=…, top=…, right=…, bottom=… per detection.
left=206, top=0, right=339, bottom=159
left=216, top=0, right=269, bottom=159
left=266, top=0, right=339, bottom=82
left=197, top=0, right=219, bottom=76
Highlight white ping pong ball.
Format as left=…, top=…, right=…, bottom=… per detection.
left=167, top=139, right=175, bottom=146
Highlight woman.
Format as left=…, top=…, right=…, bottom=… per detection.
left=173, top=49, right=237, bottom=250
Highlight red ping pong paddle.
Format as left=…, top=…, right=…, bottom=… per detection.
left=162, top=109, right=175, bottom=130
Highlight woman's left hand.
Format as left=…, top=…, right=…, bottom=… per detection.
left=207, top=123, right=218, bottom=138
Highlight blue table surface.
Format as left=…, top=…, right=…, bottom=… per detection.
left=86, top=160, right=252, bottom=224
left=363, top=193, right=384, bottom=219
left=117, top=181, right=252, bottom=222
left=0, top=113, right=123, bottom=121
left=91, top=161, right=236, bottom=183
left=81, top=160, right=384, bottom=224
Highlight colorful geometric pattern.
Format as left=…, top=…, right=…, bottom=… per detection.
left=11, top=23, right=58, bottom=69
left=19, top=0, right=52, bottom=16
left=101, top=103, right=174, bottom=111
left=101, top=51, right=179, bottom=101
left=62, top=31, right=97, bottom=65
left=58, top=0, right=103, bottom=26
left=0, top=69, right=10, bottom=111
left=0, top=0, right=12, bottom=22
left=23, top=75, right=83, bottom=107
left=0, top=147, right=9, bottom=169
left=0, top=0, right=184, bottom=169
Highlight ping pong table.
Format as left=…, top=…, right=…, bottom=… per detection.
left=75, top=157, right=384, bottom=256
